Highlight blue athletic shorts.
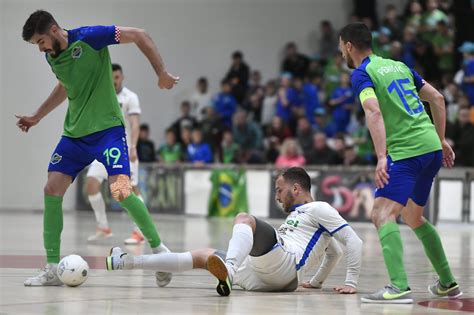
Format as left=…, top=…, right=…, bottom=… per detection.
left=374, top=150, right=442, bottom=207
left=48, top=126, right=130, bottom=180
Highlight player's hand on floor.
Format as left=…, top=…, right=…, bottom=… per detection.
left=301, top=281, right=322, bottom=289
left=15, top=114, right=40, bottom=133
left=441, top=139, right=455, bottom=168
left=158, top=71, right=180, bottom=89
left=333, top=285, right=357, bottom=294
left=375, top=156, right=389, bottom=189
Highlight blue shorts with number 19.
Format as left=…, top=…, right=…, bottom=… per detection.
left=48, top=126, right=130, bottom=180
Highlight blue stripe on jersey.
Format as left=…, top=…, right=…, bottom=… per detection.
left=295, top=228, right=323, bottom=271
left=319, top=223, right=349, bottom=236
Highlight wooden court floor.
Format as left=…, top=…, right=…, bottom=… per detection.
left=0, top=211, right=472, bottom=314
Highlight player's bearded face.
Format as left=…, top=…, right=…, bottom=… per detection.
left=49, top=37, right=62, bottom=57
left=282, top=189, right=296, bottom=212
left=339, top=39, right=355, bottom=69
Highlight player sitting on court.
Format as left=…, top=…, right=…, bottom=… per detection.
left=106, top=167, right=363, bottom=296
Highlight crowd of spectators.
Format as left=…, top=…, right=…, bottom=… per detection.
left=138, top=0, right=474, bottom=167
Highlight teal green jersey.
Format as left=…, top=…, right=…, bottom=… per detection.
left=351, top=54, right=441, bottom=161
left=46, top=25, right=124, bottom=138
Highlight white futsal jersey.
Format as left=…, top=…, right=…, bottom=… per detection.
left=117, top=87, right=141, bottom=145
left=278, top=201, right=348, bottom=280
left=234, top=201, right=362, bottom=292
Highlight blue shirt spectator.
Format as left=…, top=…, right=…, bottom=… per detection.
left=212, top=80, right=237, bottom=128
left=329, top=73, right=355, bottom=133
left=276, top=73, right=299, bottom=123
left=459, top=42, right=474, bottom=106
left=187, top=129, right=213, bottom=164
left=294, top=78, right=321, bottom=125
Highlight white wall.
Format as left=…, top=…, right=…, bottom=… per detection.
left=0, top=0, right=349, bottom=210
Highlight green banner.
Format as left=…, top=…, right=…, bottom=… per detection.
left=208, top=169, right=248, bottom=217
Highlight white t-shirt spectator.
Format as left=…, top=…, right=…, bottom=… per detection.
left=190, top=91, right=211, bottom=121
left=261, top=94, right=277, bottom=125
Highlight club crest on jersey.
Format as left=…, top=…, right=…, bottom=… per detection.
left=50, top=153, right=62, bottom=165
left=71, top=46, right=82, bottom=59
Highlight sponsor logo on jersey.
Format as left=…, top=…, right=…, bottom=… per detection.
left=50, top=153, right=62, bottom=165
left=72, top=46, right=82, bottom=59
left=112, top=164, right=123, bottom=169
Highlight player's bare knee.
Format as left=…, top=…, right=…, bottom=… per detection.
left=44, top=182, right=60, bottom=196
left=234, top=212, right=255, bottom=229
left=110, top=175, right=132, bottom=202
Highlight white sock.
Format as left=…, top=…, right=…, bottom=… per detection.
left=89, top=193, right=108, bottom=229
left=225, top=223, right=253, bottom=277
left=126, top=252, right=193, bottom=272
left=152, top=243, right=170, bottom=254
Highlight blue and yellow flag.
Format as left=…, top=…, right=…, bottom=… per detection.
left=208, top=169, right=248, bottom=217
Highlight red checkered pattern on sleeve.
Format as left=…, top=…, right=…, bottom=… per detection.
left=114, top=26, right=121, bottom=43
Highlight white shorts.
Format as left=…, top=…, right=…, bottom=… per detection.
left=86, top=159, right=139, bottom=186
left=233, top=244, right=298, bottom=292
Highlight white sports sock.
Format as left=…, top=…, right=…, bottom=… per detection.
left=126, top=252, right=193, bottom=272
left=225, top=223, right=253, bottom=277
left=88, top=193, right=108, bottom=229
left=151, top=243, right=170, bottom=254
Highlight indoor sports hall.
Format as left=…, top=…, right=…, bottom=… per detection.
left=1, top=0, right=473, bottom=314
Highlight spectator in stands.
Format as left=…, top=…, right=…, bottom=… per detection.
left=232, top=111, right=264, bottom=164
left=432, top=21, right=454, bottom=74
left=390, top=41, right=403, bottom=61
left=352, top=112, right=375, bottom=164
left=422, top=0, right=449, bottom=40
left=459, top=41, right=474, bottom=118
left=212, top=79, right=238, bottom=128
left=401, top=25, right=417, bottom=68
left=328, top=72, right=355, bottom=133
left=220, top=130, right=239, bottom=164
left=442, top=82, right=461, bottom=123
left=372, top=27, right=392, bottom=59
left=170, top=101, right=198, bottom=143
left=264, top=136, right=280, bottom=164
left=312, top=108, right=336, bottom=137
left=224, top=51, right=250, bottom=104
left=247, top=70, right=264, bottom=101
left=157, top=128, right=182, bottom=164
left=281, top=42, right=310, bottom=79
left=187, top=128, right=213, bottom=164
left=266, top=116, right=292, bottom=144
left=451, top=108, right=474, bottom=166
left=323, top=52, right=346, bottom=99
left=276, top=73, right=300, bottom=131
left=261, top=80, right=278, bottom=127
left=294, top=77, right=321, bottom=126
left=245, top=93, right=263, bottom=123
left=137, top=123, right=156, bottom=162
left=382, top=4, right=403, bottom=41
left=343, top=145, right=367, bottom=166
left=190, top=77, right=211, bottom=121
left=296, top=116, right=314, bottom=155
left=413, top=39, right=440, bottom=83
left=318, top=20, right=338, bottom=63
left=331, top=133, right=346, bottom=163
left=305, top=132, right=340, bottom=165
left=180, top=126, right=193, bottom=161
left=200, top=106, right=225, bottom=155
left=405, top=0, right=424, bottom=30
left=275, top=138, right=306, bottom=167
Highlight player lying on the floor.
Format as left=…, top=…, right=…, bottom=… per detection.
left=107, top=167, right=363, bottom=296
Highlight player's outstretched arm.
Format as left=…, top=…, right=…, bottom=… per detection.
left=119, top=27, right=179, bottom=90
left=15, top=81, right=67, bottom=133
left=332, top=226, right=363, bottom=294
left=361, top=95, right=389, bottom=188
left=419, top=83, right=455, bottom=168
left=302, top=238, right=343, bottom=290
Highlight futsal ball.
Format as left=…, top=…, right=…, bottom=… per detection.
left=57, top=255, right=89, bottom=287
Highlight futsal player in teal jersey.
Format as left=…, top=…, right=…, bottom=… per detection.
left=16, top=10, right=179, bottom=287
left=338, top=23, right=462, bottom=303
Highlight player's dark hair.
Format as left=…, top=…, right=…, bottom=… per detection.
left=112, top=63, right=122, bottom=72
left=339, top=22, right=372, bottom=50
left=279, top=167, right=311, bottom=192
left=22, top=10, right=59, bottom=41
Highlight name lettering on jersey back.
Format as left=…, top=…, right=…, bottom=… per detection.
left=377, top=64, right=404, bottom=76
